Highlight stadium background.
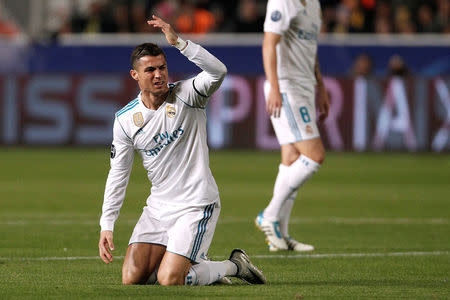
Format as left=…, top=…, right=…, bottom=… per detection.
left=1, top=0, right=449, bottom=151
left=0, top=0, right=449, bottom=298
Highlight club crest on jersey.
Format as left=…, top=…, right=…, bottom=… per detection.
left=301, top=0, right=306, bottom=7
left=271, top=10, right=282, bottom=22
left=166, top=105, right=176, bottom=118
left=133, top=112, right=144, bottom=127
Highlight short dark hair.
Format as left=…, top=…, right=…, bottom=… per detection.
left=130, top=43, right=167, bottom=69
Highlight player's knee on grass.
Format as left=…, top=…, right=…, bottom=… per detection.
left=157, top=269, right=186, bottom=286
left=122, top=265, right=148, bottom=285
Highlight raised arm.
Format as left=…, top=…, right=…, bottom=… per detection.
left=148, top=15, right=227, bottom=107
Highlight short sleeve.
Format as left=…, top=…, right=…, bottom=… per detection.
left=264, top=0, right=302, bottom=35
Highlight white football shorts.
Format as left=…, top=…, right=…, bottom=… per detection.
left=265, top=81, right=320, bottom=145
left=129, top=200, right=220, bottom=263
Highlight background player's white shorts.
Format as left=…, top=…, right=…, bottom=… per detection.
left=129, top=200, right=220, bottom=263
left=265, top=81, right=320, bottom=145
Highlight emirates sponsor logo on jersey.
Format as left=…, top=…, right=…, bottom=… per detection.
left=133, top=112, right=144, bottom=127
left=166, top=105, right=176, bottom=118
left=297, top=26, right=319, bottom=41
left=140, top=126, right=185, bottom=157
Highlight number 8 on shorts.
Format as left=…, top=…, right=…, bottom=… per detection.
left=299, top=106, right=311, bottom=123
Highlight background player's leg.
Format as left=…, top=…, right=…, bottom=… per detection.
left=122, top=243, right=166, bottom=285
left=284, top=138, right=324, bottom=191
left=279, top=191, right=297, bottom=237
left=276, top=137, right=324, bottom=251
left=256, top=144, right=300, bottom=249
left=257, top=138, right=324, bottom=251
left=262, top=144, right=300, bottom=221
left=293, top=137, right=326, bottom=165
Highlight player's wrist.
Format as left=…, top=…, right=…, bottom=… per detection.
left=269, top=83, right=280, bottom=93
left=173, top=36, right=188, bottom=51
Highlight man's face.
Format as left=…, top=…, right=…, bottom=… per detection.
left=130, top=54, right=169, bottom=96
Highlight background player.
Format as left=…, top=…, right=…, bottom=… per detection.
left=255, top=0, right=330, bottom=252
left=98, top=16, right=266, bottom=286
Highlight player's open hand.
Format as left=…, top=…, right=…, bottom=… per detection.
left=99, top=230, right=115, bottom=264
left=147, top=15, right=178, bottom=46
left=267, top=88, right=282, bottom=118
left=317, top=83, right=330, bottom=122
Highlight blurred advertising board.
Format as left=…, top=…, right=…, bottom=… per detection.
left=1, top=74, right=449, bottom=152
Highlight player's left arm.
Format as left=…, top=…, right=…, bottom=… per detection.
left=315, top=56, right=329, bottom=122
left=148, top=15, right=227, bottom=107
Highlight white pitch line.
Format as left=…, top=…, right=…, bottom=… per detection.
left=0, top=256, right=124, bottom=261
left=1, top=217, right=449, bottom=226
left=247, top=251, right=450, bottom=259
left=0, top=251, right=449, bottom=262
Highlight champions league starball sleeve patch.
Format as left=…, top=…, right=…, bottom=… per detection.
left=271, top=10, right=282, bottom=22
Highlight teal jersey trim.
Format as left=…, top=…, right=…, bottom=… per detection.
left=116, top=98, right=139, bottom=117
left=282, top=93, right=303, bottom=141
left=190, top=203, right=215, bottom=261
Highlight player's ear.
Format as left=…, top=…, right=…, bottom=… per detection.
left=130, top=69, right=139, bottom=81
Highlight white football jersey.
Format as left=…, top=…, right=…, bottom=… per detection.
left=100, top=41, right=227, bottom=232
left=264, top=0, right=322, bottom=85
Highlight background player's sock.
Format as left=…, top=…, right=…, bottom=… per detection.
left=287, top=155, right=320, bottom=189
left=185, top=260, right=236, bottom=286
left=279, top=191, right=297, bottom=237
left=263, top=164, right=292, bottom=221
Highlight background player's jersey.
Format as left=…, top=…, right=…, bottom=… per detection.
left=100, top=41, right=227, bottom=232
left=264, top=0, right=321, bottom=85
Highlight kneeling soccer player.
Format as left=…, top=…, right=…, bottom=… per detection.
left=98, top=16, right=266, bottom=286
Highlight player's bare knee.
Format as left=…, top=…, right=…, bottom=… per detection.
left=303, top=145, right=326, bottom=164
left=122, top=265, right=144, bottom=285
left=282, top=152, right=300, bottom=166
left=157, top=273, right=184, bottom=286
left=313, top=149, right=326, bottom=164
left=122, top=276, right=134, bottom=285
left=286, top=156, right=299, bottom=166
left=122, top=273, right=138, bottom=285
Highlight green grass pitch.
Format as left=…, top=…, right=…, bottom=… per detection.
left=0, top=148, right=449, bottom=299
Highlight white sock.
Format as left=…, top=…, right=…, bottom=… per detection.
left=279, top=191, right=297, bottom=237
left=280, top=155, right=319, bottom=236
left=185, top=260, right=235, bottom=286
left=263, top=164, right=293, bottom=221
left=287, top=155, right=320, bottom=189
left=264, top=155, right=320, bottom=222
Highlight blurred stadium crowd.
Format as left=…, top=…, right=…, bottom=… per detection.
left=0, top=0, right=449, bottom=38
